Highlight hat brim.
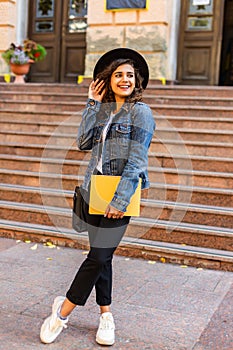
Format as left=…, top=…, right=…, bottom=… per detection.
left=93, top=48, right=149, bottom=90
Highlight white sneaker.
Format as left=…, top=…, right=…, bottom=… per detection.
left=96, top=312, right=115, bottom=346
left=40, top=296, right=68, bottom=344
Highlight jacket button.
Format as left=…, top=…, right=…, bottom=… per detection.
left=89, top=99, right=95, bottom=106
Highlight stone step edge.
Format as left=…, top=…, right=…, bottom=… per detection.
left=1, top=114, right=233, bottom=123
left=1, top=180, right=232, bottom=198
left=1, top=182, right=233, bottom=212
left=0, top=82, right=232, bottom=89
left=1, top=99, right=233, bottom=112
left=0, top=142, right=232, bottom=163
left=0, top=219, right=232, bottom=264
left=0, top=99, right=233, bottom=114
left=0, top=200, right=232, bottom=237
left=0, top=164, right=232, bottom=180
left=1, top=139, right=233, bottom=153
left=1, top=185, right=233, bottom=215
left=0, top=109, right=79, bottom=116
left=1, top=110, right=233, bottom=123
left=1, top=152, right=233, bottom=167
left=0, top=167, right=232, bottom=184
left=1, top=126, right=233, bottom=136
left=1, top=90, right=233, bottom=102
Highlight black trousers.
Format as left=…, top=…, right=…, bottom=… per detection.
left=66, top=190, right=130, bottom=306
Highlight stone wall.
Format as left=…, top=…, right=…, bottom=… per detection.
left=85, top=0, right=175, bottom=81
left=0, top=0, right=17, bottom=74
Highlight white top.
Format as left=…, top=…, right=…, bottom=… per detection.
left=96, top=113, right=115, bottom=173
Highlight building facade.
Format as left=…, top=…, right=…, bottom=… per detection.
left=0, top=0, right=232, bottom=85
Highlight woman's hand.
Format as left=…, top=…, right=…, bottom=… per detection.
left=104, top=204, right=124, bottom=219
left=88, top=79, right=106, bottom=103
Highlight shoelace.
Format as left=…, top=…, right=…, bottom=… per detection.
left=50, top=316, right=68, bottom=332
left=100, top=317, right=114, bottom=330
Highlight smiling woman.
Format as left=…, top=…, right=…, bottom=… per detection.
left=40, top=48, right=155, bottom=347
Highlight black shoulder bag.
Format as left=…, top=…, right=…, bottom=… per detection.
left=72, top=186, right=88, bottom=232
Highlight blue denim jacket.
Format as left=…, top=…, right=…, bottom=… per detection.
left=77, top=98, right=155, bottom=212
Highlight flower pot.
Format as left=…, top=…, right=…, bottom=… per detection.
left=10, top=61, right=33, bottom=83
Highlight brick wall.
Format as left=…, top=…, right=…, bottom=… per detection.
left=85, top=0, right=172, bottom=80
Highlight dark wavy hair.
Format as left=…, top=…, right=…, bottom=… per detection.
left=96, top=58, right=144, bottom=104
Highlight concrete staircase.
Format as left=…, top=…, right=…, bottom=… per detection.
left=0, top=83, right=232, bottom=270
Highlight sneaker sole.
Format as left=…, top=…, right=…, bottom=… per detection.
left=96, top=336, right=115, bottom=346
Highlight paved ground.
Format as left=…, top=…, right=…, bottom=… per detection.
left=0, top=237, right=233, bottom=350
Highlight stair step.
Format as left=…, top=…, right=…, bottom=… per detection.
left=155, top=127, right=233, bottom=142
left=0, top=219, right=233, bottom=270
left=0, top=109, right=78, bottom=122
left=152, top=104, right=233, bottom=117
left=1, top=90, right=233, bottom=106
left=0, top=126, right=233, bottom=148
left=127, top=217, right=233, bottom=251
left=1, top=151, right=232, bottom=173
left=0, top=119, right=78, bottom=133
left=0, top=83, right=88, bottom=93
left=0, top=83, right=232, bottom=98
left=1, top=181, right=232, bottom=208
left=0, top=91, right=87, bottom=102
left=0, top=142, right=232, bottom=171
left=140, top=199, right=233, bottom=228
left=1, top=183, right=232, bottom=228
left=144, top=95, right=233, bottom=107
left=157, top=115, right=233, bottom=130
left=146, top=85, right=233, bottom=98
left=0, top=99, right=85, bottom=112
left=1, top=99, right=233, bottom=117
left=153, top=139, right=233, bottom=157
left=1, top=111, right=233, bottom=130
left=0, top=159, right=232, bottom=189
left=0, top=168, right=81, bottom=190
left=0, top=200, right=233, bottom=247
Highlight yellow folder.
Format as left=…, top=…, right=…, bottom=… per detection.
left=89, top=175, right=141, bottom=216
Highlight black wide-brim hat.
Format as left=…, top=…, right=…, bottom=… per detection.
left=93, top=48, right=149, bottom=90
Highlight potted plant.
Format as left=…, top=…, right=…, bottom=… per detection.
left=1, top=39, right=47, bottom=83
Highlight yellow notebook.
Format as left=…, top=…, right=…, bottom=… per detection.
left=89, top=175, right=141, bottom=216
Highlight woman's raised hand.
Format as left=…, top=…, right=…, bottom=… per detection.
left=88, top=79, right=106, bottom=102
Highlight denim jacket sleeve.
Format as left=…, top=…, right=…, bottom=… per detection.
left=110, top=103, right=155, bottom=212
left=76, top=99, right=101, bottom=150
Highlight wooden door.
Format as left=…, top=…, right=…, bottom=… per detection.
left=28, top=0, right=87, bottom=83
left=177, top=0, right=225, bottom=85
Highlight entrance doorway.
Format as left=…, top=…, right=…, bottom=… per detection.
left=219, top=0, right=233, bottom=86
left=177, top=0, right=225, bottom=85
left=28, top=0, right=87, bottom=83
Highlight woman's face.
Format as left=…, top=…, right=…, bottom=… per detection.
left=110, top=63, right=135, bottom=102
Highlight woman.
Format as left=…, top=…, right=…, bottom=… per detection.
left=40, top=48, right=155, bottom=346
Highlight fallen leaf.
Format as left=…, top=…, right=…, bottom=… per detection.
left=125, top=258, right=130, bottom=261
left=16, top=240, right=21, bottom=243
left=46, top=257, right=53, bottom=260
left=148, top=260, right=156, bottom=264
left=160, top=257, right=166, bottom=263
left=30, top=244, right=38, bottom=250
left=197, top=267, right=203, bottom=271
left=24, top=240, right=31, bottom=244
left=46, top=242, right=56, bottom=248
left=82, top=251, right=89, bottom=255
left=180, top=265, right=188, bottom=268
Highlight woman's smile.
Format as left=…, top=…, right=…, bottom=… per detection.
left=110, top=64, right=135, bottom=102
